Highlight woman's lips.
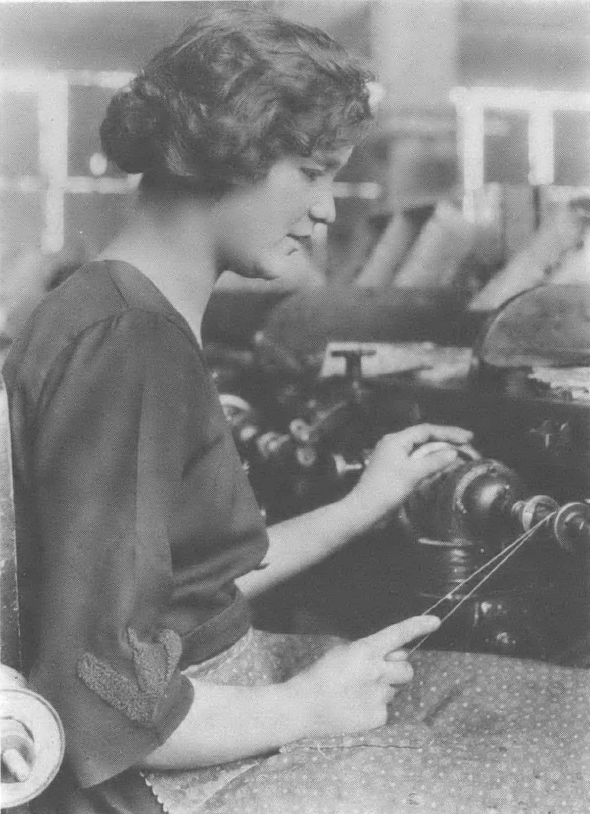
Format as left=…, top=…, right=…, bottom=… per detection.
left=285, top=237, right=302, bottom=255
left=285, top=235, right=310, bottom=255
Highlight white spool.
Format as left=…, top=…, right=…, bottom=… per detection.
left=1, top=688, right=65, bottom=809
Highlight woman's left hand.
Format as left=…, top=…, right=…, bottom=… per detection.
left=341, top=423, right=473, bottom=531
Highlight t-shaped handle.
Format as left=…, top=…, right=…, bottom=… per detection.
left=330, top=348, right=376, bottom=386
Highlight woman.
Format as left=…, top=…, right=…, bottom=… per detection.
left=2, top=8, right=485, bottom=812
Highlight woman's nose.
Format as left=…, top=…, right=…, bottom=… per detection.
left=309, top=184, right=336, bottom=225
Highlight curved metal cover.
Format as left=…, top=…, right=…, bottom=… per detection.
left=475, top=284, right=590, bottom=368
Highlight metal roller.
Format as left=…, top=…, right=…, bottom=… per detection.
left=552, top=501, right=590, bottom=553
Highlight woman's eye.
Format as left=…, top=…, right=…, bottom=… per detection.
left=301, top=167, right=324, bottom=182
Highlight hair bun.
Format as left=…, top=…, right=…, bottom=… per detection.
left=99, top=10, right=374, bottom=189
left=100, top=80, right=161, bottom=175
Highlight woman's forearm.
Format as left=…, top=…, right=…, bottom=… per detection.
left=236, top=426, right=472, bottom=599
left=137, top=614, right=440, bottom=772
left=138, top=678, right=310, bottom=770
left=236, top=495, right=372, bottom=598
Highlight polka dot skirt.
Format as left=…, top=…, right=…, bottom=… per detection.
left=144, top=630, right=590, bottom=814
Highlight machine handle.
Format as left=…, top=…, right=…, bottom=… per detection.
left=330, top=348, right=377, bottom=403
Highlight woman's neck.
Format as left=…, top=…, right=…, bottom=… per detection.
left=96, top=202, right=217, bottom=345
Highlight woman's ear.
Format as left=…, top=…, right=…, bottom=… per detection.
left=367, top=82, right=385, bottom=115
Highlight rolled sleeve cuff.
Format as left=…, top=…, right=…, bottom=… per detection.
left=70, top=672, right=194, bottom=789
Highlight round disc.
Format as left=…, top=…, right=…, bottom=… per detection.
left=1, top=688, right=65, bottom=808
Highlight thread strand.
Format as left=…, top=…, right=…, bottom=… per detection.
left=408, top=514, right=554, bottom=655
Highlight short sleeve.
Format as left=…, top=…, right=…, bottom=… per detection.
left=27, top=311, right=196, bottom=788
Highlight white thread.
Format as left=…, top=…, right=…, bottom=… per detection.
left=409, top=514, right=555, bottom=655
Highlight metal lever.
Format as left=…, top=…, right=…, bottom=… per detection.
left=330, top=347, right=376, bottom=388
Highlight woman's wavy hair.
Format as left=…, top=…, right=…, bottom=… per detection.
left=100, top=7, right=374, bottom=193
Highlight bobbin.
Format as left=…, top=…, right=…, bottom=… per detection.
left=1, top=687, right=65, bottom=809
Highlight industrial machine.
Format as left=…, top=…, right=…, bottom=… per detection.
left=210, top=284, right=590, bottom=661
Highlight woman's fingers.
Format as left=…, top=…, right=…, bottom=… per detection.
left=410, top=440, right=456, bottom=460
left=382, top=659, right=414, bottom=686
left=394, top=424, right=473, bottom=453
left=384, top=685, right=398, bottom=704
left=383, top=648, right=408, bottom=662
left=411, top=441, right=480, bottom=461
left=411, top=447, right=459, bottom=478
left=363, top=615, right=440, bottom=654
left=409, top=440, right=482, bottom=483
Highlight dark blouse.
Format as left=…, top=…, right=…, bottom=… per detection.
left=2, top=260, right=269, bottom=808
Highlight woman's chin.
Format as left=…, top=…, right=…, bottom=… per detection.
left=252, top=252, right=303, bottom=280
left=218, top=248, right=322, bottom=287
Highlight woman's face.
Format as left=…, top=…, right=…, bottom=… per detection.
left=212, top=146, right=353, bottom=279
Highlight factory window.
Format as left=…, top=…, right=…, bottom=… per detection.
left=0, top=70, right=137, bottom=259
left=444, top=86, right=590, bottom=261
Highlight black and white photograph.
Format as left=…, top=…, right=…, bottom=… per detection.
left=0, top=1, right=589, bottom=812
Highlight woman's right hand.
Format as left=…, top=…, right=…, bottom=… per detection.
left=287, top=615, right=440, bottom=737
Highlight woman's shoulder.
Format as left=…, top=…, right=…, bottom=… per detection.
left=3, top=260, right=200, bottom=404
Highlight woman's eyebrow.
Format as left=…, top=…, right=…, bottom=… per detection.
left=308, top=153, right=346, bottom=172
